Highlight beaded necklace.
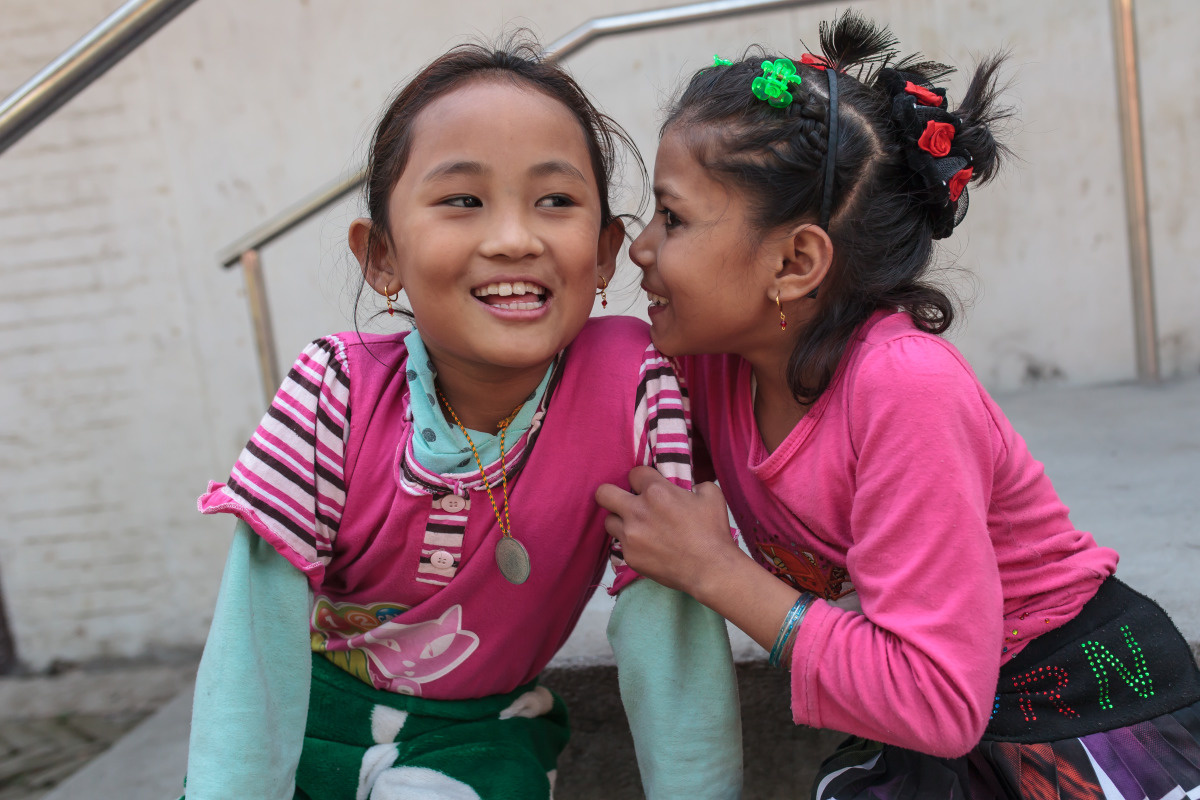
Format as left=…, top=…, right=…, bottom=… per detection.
left=436, top=388, right=531, bottom=584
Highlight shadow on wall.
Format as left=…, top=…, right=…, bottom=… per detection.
left=0, top=570, right=15, bottom=675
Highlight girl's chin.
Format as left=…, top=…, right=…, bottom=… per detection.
left=647, top=326, right=682, bottom=358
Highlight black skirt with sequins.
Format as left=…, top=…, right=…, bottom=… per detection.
left=813, top=577, right=1200, bottom=800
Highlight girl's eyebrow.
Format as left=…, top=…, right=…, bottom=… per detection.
left=529, top=160, right=587, bottom=183
left=653, top=185, right=681, bottom=202
left=422, top=160, right=485, bottom=183
left=421, top=160, right=586, bottom=185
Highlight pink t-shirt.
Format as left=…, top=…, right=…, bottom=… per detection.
left=199, top=317, right=693, bottom=700
left=679, top=311, right=1118, bottom=757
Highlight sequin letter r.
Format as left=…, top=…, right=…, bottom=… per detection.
left=1011, top=665, right=1079, bottom=722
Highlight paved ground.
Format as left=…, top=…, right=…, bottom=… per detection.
left=0, top=712, right=150, bottom=800
left=2, top=375, right=1197, bottom=799
left=994, top=375, right=1200, bottom=646
left=0, top=663, right=195, bottom=800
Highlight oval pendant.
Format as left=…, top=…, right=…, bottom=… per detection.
left=495, top=536, right=531, bottom=585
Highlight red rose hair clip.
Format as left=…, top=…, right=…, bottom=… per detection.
left=878, top=68, right=973, bottom=239
left=800, top=53, right=834, bottom=71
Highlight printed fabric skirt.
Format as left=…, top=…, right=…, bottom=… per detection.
left=295, top=653, right=569, bottom=800
left=814, top=578, right=1200, bottom=800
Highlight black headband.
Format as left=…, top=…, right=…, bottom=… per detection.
left=818, top=68, right=840, bottom=230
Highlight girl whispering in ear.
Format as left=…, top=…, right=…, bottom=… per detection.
left=599, top=12, right=1200, bottom=799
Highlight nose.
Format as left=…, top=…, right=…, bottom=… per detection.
left=629, top=223, right=656, bottom=272
left=479, top=205, right=544, bottom=260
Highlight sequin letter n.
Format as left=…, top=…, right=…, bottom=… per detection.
left=1080, top=624, right=1154, bottom=711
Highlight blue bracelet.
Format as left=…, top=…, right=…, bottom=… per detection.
left=768, top=592, right=815, bottom=668
left=767, top=597, right=806, bottom=667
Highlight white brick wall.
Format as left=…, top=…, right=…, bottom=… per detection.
left=1, top=0, right=1197, bottom=668
left=1, top=1, right=220, bottom=666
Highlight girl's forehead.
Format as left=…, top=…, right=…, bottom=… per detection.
left=409, top=79, right=591, bottom=159
left=654, top=128, right=726, bottom=199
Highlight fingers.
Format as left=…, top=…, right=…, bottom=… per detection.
left=627, top=465, right=668, bottom=494
left=595, top=482, right=634, bottom=514
left=598, top=468, right=698, bottom=548
left=596, top=483, right=630, bottom=544
left=600, top=467, right=688, bottom=505
left=693, top=480, right=726, bottom=505
left=499, top=686, right=554, bottom=719
left=603, top=512, right=625, bottom=542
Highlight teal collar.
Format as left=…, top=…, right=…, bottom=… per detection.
left=403, top=329, right=554, bottom=476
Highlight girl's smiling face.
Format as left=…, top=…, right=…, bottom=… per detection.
left=357, top=79, right=620, bottom=381
left=630, top=127, right=781, bottom=359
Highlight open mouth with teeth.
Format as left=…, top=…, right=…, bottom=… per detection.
left=646, top=290, right=669, bottom=307
left=472, top=281, right=549, bottom=311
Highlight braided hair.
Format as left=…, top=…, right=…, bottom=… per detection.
left=663, top=12, right=1010, bottom=403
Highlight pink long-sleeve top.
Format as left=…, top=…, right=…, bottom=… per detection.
left=678, top=311, right=1118, bottom=757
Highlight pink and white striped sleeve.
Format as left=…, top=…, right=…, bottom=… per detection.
left=609, top=344, right=696, bottom=594
left=198, top=336, right=351, bottom=585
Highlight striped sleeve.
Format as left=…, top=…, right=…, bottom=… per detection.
left=197, top=336, right=351, bottom=584
left=634, top=345, right=694, bottom=489
left=610, top=344, right=695, bottom=594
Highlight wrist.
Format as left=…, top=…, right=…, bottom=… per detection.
left=689, top=543, right=757, bottom=608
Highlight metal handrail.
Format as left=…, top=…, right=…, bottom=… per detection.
left=0, top=0, right=200, bottom=157
left=542, top=0, right=816, bottom=60
left=216, top=170, right=364, bottom=268
left=1111, top=0, right=1158, bottom=382
left=216, top=0, right=828, bottom=268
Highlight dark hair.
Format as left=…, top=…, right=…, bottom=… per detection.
left=357, top=35, right=644, bottom=319
left=664, top=12, right=1010, bottom=403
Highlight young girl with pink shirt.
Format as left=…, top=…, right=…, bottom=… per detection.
left=183, top=40, right=740, bottom=800
left=598, top=13, right=1200, bottom=799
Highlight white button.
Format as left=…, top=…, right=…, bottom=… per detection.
left=440, top=495, right=466, bottom=513
left=430, top=550, right=455, bottom=570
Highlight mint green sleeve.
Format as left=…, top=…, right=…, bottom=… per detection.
left=608, top=577, right=743, bottom=799
left=184, top=521, right=312, bottom=800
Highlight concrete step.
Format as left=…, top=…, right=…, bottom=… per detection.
left=37, top=660, right=845, bottom=800
left=551, top=661, right=845, bottom=800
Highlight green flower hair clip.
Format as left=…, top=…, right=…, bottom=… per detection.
left=752, top=58, right=802, bottom=109
left=713, top=55, right=733, bottom=66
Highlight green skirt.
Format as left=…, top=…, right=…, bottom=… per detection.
left=296, top=653, right=569, bottom=799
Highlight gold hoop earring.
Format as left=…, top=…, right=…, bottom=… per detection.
left=597, top=276, right=608, bottom=309
left=384, top=283, right=400, bottom=316
left=776, top=294, right=787, bottom=332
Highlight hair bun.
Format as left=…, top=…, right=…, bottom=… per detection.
left=879, top=68, right=974, bottom=239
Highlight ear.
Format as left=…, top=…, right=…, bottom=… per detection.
left=596, top=217, right=625, bottom=286
left=349, top=217, right=400, bottom=295
left=771, top=223, right=832, bottom=303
